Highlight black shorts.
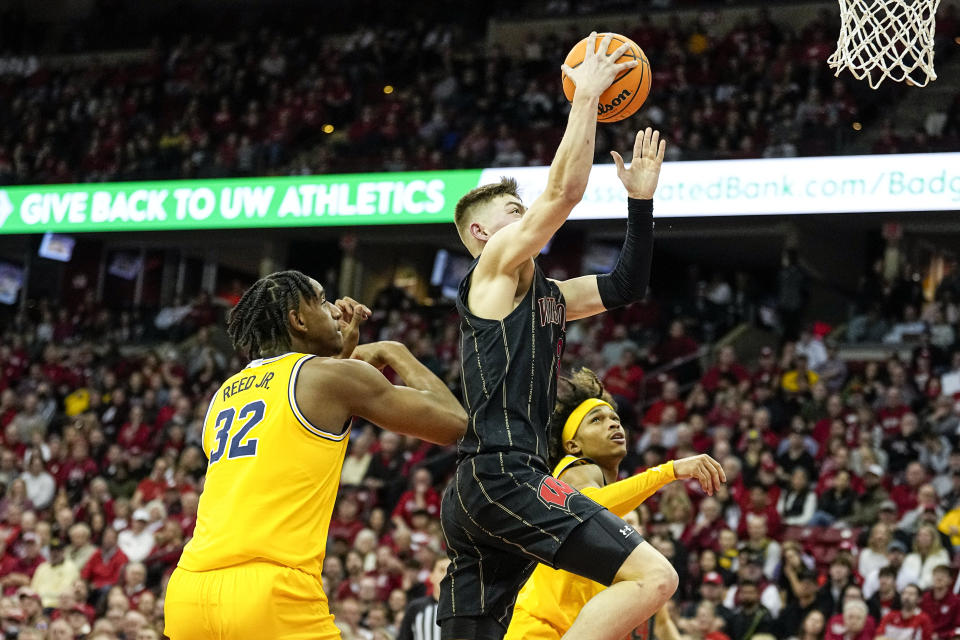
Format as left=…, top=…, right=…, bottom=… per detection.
left=437, top=452, right=643, bottom=639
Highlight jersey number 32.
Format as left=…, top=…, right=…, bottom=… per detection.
left=209, top=400, right=266, bottom=464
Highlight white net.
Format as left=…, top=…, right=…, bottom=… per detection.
left=828, top=0, right=941, bottom=89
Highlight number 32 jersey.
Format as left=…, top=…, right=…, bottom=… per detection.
left=178, top=352, right=350, bottom=578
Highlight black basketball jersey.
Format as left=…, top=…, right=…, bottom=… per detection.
left=455, top=258, right=566, bottom=463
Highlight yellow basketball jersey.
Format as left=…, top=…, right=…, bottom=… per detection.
left=178, top=352, right=349, bottom=578
left=507, top=454, right=675, bottom=639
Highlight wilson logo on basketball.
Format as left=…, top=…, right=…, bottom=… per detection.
left=538, top=476, right=576, bottom=508
left=598, top=88, right=632, bottom=116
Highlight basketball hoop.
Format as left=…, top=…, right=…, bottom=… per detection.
left=828, top=0, right=941, bottom=89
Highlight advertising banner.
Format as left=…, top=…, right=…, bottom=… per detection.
left=0, top=153, right=956, bottom=234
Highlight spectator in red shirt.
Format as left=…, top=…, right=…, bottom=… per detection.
left=891, top=462, right=928, bottom=516
left=824, top=599, right=876, bottom=640
left=878, top=584, right=934, bottom=640
left=738, top=484, right=783, bottom=538
left=816, top=446, right=865, bottom=496
left=701, top=345, right=751, bottom=393
left=603, top=347, right=645, bottom=413
left=4, top=532, right=45, bottom=590
left=154, top=389, right=188, bottom=432
left=737, top=408, right=780, bottom=452
left=58, top=440, right=99, bottom=500
left=117, top=405, right=154, bottom=454
left=878, top=387, right=911, bottom=438
left=751, top=346, right=781, bottom=389
left=687, top=413, right=713, bottom=453
left=144, top=520, right=183, bottom=588
left=920, top=565, right=960, bottom=640
left=119, top=561, right=149, bottom=609
left=652, top=320, right=701, bottom=383
left=174, top=491, right=198, bottom=540
left=329, top=497, right=365, bottom=548
left=132, top=458, right=170, bottom=507
left=335, top=549, right=365, bottom=602
left=81, top=527, right=128, bottom=597
left=813, top=394, right=851, bottom=445
left=681, top=496, right=728, bottom=552
left=644, top=379, right=687, bottom=426
left=391, top=468, right=441, bottom=528
left=0, top=537, right=18, bottom=580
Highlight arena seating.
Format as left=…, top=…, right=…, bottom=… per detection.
left=1, top=8, right=957, bottom=187
left=0, top=247, right=955, bottom=637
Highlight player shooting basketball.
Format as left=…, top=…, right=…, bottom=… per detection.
left=440, top=32, right=719, bottom=640
left=164, top=271, right=466, bottom=640
left=504, top=368, right=724, bottom=640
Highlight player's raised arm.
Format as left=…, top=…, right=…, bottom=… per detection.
left=482, top=33, right=637, bottom=273
left=331, top=342, right=467, bottom=445
left=554, top=127, right=665, bottom=320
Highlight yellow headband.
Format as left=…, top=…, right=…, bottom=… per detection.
left=561, top=398, right=614, bottom=444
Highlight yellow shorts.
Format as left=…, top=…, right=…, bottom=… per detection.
left=164, top=562, right=339, bottom=640
left=503, top=608, right=563, bottom=640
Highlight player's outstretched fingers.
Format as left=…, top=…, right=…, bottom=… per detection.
left=610, top=42, right=631, bottom=60
left=712, top=456, right=727, bottom=484
left=597, top=33, right=613, bottom=57
left=632, top=129, right=644, bottom=159
left=699, top=468, right=713, bottom=495
left=707, top=461, right=721, bottom=494
left=585, top=31, right=598, bottom=57
left=610, top=150, right=626, bottom=173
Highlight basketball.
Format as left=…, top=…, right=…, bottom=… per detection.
left=561, top=33, right=651, bottom=123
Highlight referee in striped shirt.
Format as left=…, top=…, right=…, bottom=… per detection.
left=398, top=557, right=450, bottom=640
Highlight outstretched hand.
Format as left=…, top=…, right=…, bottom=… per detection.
left=334, top=297, right=371, bottom=359
left=610, top=127, right=666, bottom=199
left=672, top=453, right=726, bottom=496
left=561, top=32, right=639, bottom=99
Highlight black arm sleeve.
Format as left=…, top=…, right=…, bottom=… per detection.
left=595, top=198, right=654, bottom=310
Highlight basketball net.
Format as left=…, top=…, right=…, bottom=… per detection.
left=827, top=0, right=941, bottom=89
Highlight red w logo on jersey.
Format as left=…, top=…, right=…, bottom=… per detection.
left=537, top=476, right=576, bottom=509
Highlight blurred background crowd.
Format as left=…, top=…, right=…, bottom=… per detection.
left=0, top=3, right=958, bottom=185
left=0, top=242, right=954, bottom=639
left=0, top=0, right=957, bottom=639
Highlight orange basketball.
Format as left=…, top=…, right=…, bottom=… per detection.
left=561, top=33, right=652, bottom=123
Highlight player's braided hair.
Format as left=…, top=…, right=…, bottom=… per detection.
left=227, top=270, right=318, bottom=359
left=547, top=368, right=617, bottom=468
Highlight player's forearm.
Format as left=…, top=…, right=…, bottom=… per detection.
left=596, top=198, right=654, bottom=309
left=544, top=93, right=600, bottom=205
left=580, top=461, right=675, bottom=516
left=381, top=343, right=467, bottom=440
left=380, top=343, right=451, bottom=398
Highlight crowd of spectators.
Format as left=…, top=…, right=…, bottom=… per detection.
left=1, top=5, right=957, bottom=186
left=0, top=3, right=959, bottom=640
left=0, top=246, right=955, bottom=640
left=847, top=257, right=960, bottom=354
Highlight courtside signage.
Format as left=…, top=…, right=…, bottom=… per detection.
left=0, top=153, right=957, bottom=233
left=0, top=172, right=484, bottom=234
left=487, top=152, right=960, bottom=218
